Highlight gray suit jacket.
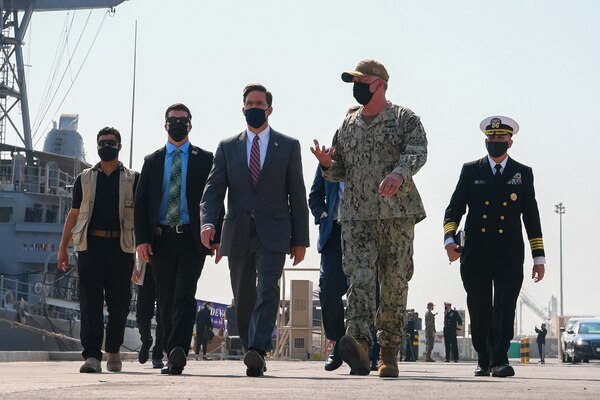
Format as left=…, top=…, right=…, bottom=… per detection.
left=200, top=128, right=309, bottom=257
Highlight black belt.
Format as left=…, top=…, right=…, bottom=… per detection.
left=89, top=229, right=120, bottom=238
left=155, top=224, right=190, bottom=236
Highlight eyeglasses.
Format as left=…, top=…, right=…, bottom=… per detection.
left=97, top=140, right=119, bottom=148
left=166, top=117, right=190, bottom=125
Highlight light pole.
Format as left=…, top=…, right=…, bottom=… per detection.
left=554, top=203, right=565, bottom=315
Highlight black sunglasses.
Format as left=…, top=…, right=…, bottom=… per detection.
left=97, top=140, right=119, bottom=148
left=166, top=117, right=190, bottom=125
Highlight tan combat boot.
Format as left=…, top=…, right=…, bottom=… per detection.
left=338, top=334, right=370, bottom=375
left=106, top=352, right=122, bottom=372
left=378, top=346, right=399, bottom=378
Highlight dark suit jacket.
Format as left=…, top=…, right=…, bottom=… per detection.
left=135, top=144, right=221, bottom=256
left=200, top=129, right=309, bottom=257
left=443, top=156, right=544, bottom=266
left=308, top=166, right=341, bottom=253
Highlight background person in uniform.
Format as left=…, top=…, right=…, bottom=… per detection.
left=57, top=127, right=138, bottom=373
left=195, top=302, right=214, bottom=360
left=443, top=301, right=462, bottom=362
left=425, top=302, right=436, bottom=362
left=403, top=314, right=416, bottom=362
left=134, top=103, right=222, bottom=375
left=535, top=323, right=547, bottom=364
left=200, top=84, right=310, bottom=377
left=308, top=166, right=347, bottom=371
left=443, top=115, right=545, bottom=378
left=311, top=59, right=427, bottom=378
left=133, top=262, right=164, bottom=368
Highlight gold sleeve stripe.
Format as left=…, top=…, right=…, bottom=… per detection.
left=529, top=238, right=544, bottom=250
left=444, top=222, right=458, bottom=232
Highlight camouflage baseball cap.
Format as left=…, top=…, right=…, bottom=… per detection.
left=341, top=59, right=389, bottom=83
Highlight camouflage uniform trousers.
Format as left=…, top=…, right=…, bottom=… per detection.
left=341, top=217, right=415, bottom=347
left=425, top=333, right=435, bottom=359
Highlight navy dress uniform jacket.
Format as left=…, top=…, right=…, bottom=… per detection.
left=443, top=156, right=544, bottom=265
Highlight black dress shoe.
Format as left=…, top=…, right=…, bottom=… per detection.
left=491, top=364, right=515, bottom=377
left=152, top=358, right=164, bottom=369
left=138, top=342, right=151, bottom=364
left=324, top=353, right=343, bottom=371
left=160, top=363, right=183, bottom=375
left=244, top=349, right=266, bottom=377
left=474, top=366, right=491, bottom=376
left=169, top=347, right=187, bottom=369
left=324, top=341, right=343, bottom=371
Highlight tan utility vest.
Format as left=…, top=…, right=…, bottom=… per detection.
left=71, top=163, right=136, bottom=253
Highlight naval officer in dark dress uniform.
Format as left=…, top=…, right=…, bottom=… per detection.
left=443, top=116, right=546, bottom=378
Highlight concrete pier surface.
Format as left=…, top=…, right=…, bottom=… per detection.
left=0, top=355, right=598, bottom=399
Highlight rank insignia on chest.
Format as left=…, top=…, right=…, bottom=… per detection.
left=507, top=172, right=522, bottom=185
left=473, top=179, right=486, bottom=185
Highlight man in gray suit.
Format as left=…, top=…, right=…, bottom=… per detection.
left=200, top=83, right=310, bottom=377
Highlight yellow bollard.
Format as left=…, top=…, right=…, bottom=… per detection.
left=520, top=337, right=530, bottom=364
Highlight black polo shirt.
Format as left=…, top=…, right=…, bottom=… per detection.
left=72, top=164, right=138, bottom=231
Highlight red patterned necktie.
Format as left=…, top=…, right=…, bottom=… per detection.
left=249, top=135, right=261, bottom=185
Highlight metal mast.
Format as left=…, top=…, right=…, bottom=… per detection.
left=0, top=0, right=126, bottom=150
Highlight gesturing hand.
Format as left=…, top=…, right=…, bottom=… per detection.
left=310, top=139, right=334, bottom=169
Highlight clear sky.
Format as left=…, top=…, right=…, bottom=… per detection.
left=7, top=0, right=600, bottom=334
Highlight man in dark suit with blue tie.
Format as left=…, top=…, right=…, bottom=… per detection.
left=308, top=166, right=347, bottom=371
left=200, top=84, right=310, bottom=377
left=134, top=103, right=222, bottom=375
left=443, top=115, right=545, bottom=378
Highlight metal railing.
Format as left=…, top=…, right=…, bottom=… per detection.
left=0, top=273, right=139, bottom=322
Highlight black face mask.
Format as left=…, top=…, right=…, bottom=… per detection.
left=353, top=82, right=374, bottom=105
left=168, top=122, right=188, bottom=142
left=486, top=141, right=509, bottom=158
left=98, top=146, right=119, bottom=161
left=245, top=108, right=267, bottom=129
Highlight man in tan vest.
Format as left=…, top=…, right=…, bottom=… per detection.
left=58, top=127, right=139, bottom=373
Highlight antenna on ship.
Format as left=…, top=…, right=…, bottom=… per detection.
left=128, top=20, right=138, bottom=169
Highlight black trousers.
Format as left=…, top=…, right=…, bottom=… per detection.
left=460, top=261, right=523, bottom=368
left=195, top=326, right=209, bottom=355
left=319, top=222, right=348, bottom=342
left=77, top=236, right=134, bottom=361
left=538, top=342, right=545, bottom=362
left=228, top=222, right=285, bottom=353
left=151, top=231, right=205, bottom=356
left=444, top=329, right=459, bottom=361
left=136, top=262, right=164, bottom=360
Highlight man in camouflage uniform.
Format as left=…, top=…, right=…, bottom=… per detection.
left=311, top=59, right=427, bottom=378
left=424, top=302, right=436, bottom=362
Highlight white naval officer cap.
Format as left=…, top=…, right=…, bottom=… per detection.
left=480, top=115, right=519, bottom=136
